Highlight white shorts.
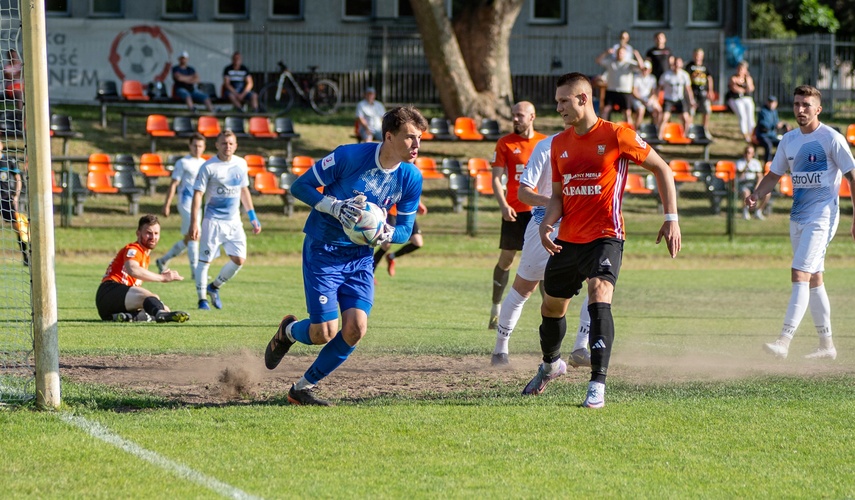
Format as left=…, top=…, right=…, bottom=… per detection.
left=516, top=217, right=559, bottom=282
left=200, top=218, right=247, bottom=262
left=790, top=214, right=838, bottom=274
left=177, top=201, right=200, bottom=236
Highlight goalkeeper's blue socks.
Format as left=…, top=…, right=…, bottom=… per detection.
left=288, top=318, right=313, bottom=345
left=302, top=331, right=355, bottom=385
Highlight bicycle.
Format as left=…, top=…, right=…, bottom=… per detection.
left=259, top=62, right=341, bottom=115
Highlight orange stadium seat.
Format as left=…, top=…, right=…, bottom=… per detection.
left=846, top=124, right=855, bottom=147
left=415, top=157, right=444, bottom=180
left=668, top=159, right=698, bottom=183
left=121, top=80, right=150, bottom=101
left=291, top=156, right=314, bottom=176
left=475, top=170, right=494, bottom=195
left=714, top=160, right=736, bottom=182
left=146, top=114, right=176, bottom=137
left=453, top=117, right=484, bottom=141
left=86, top=171, right=119, bottom=194
left=248, top=116, right=277, bottom=138
left=254, top=171, right=286, bottom=195
left=51, top=173, right=63, bottom=194
left=779, top=174, right=794, bottom=197
left=245, top=154, right=267, bottom=177
left=840, top=179, right=852, bottom=198
left=197, top=115, right=221, bottom=138
left=660, top=122, right=692, bottom=144
left=87, top=153, right=114, bottom=174
left=624, top=173, right=652, bottom=195
left=467, top=157, right=491, bottom=177
left=139, top=153, right=171, bottom=177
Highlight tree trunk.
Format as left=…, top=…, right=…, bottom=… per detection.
left=410, top=0, right=523, bottom=123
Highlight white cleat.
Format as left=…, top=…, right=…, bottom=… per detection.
left=582, top=381, right=605, bottom=409
left=804, top=347, right=837, bottom=360
left=763, top=340, right=789, bottom=359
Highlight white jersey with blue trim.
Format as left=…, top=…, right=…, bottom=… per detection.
left=519, top=133, right=557, bottom=225
left=172, top=155, right=206, bottom=211
left=193, top=155, right=249, bottom=221
left=770, top=123, right=855, bottom=224
left=303, top=143, right=423, bottom=245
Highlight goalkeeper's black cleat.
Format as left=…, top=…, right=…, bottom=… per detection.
left=265, top=315, right=297, bottom=370
left=288, top=384, right=332, bottom=406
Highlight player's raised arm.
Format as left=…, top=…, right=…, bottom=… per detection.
left=640, top=149, right=681, bottom=257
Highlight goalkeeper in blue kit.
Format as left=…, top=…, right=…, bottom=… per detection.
left=264, top=106, right=427, bottom=406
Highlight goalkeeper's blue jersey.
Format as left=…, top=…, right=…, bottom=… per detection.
left=293, top=143, right=423, bottom=246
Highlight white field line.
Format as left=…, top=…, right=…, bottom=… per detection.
left=60, top=414, right=263, bottom=500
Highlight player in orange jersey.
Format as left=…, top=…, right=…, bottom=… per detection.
left=95, top=214, right=190, bottom=323
left=488, top=101, right=547, bottom=329
left=521, top=72, right=681, bottom=408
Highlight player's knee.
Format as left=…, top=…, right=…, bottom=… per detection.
left=310, top=321, right=338, bottom=344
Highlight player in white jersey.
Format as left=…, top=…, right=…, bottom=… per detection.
left=189, top=130, right=262, bottom=310
left=491, top=132, right=591, bottom=367
left=156, top=133, right=206, bottom=279
left=746, top=85, right=855, bottom=360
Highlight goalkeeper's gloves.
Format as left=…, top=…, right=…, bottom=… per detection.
left=314, top=195, right=366, bottom=229
left=373, top=222, right=395, bottom=247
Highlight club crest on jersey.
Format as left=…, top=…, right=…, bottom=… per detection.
left=322, top=154, right=335, bottom=170
left=597, top=145, right=605, bottom=155
left=635, top=133, right=648, bottom=149
left=319, top=295, right=328, bottom=305
left=126, top=249, right=137, bottom=258
left=808, top=154, right=817, bottom=163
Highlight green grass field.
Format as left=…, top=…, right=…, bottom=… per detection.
left=4, top=237, right=855, bottom=497
left=3, top=105, right=855, bottom=497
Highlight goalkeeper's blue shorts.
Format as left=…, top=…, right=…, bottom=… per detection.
left=302, top=234, right=374, bottom=323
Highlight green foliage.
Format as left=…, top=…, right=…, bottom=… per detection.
left=749, top=2, right=797, bottom=39
left=798, top=0, right=840, bottom=33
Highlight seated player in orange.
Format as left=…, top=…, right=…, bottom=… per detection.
left=95, top=214, right=190, bottom=323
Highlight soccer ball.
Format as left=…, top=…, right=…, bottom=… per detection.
left=343, top=202, right=386, bottom=246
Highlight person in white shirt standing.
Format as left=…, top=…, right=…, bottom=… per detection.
left=355, top=86, right=385, bottom=142
left=157, top=133, right=207, bottom=279
left=658, top=57, right=695, bottom=137
left=595, top=46, right=643, bottom=123
left=189, top=130, right=262, bottom=310
left=631, top=59, right=662, bottom=130
left=747, top=85, right=855, bottom=360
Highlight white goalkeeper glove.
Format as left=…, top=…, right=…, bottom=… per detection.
left=373, top=222, right=395, bottom=247
left=315, top=195, right=366, bottom=229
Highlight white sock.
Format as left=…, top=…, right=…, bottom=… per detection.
left=808, top=285, right=833, bottom=343
left=293, top=376, right=315, bottom=391
left=161, top=240, right=187, bottom=263
left=195, top=261, right=210, bottom=300
left=780, top=282, right=810, bottom=340
left=186, top=240, right=199, bottom=278
left=494, top=287, right=528, bottom=354
left=543, top=359, right=562, bottom=374
left=573, top=299, right=591, bottom=351
left=212, top=260, right=242, bottom=288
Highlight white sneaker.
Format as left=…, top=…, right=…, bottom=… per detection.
left=804, top=346, right=837, bottom=360
left=763, top=340, right=789, bottom=359
left=743, top=209, right=751, bottom=220
left=582, top=381, right=605, bottom=408
left=754, top=210, right=765, bottom=220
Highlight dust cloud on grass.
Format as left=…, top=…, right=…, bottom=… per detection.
left=59, top=347, right=853, bottom=406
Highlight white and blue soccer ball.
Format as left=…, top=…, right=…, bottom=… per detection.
left=343, top=202, right=386, bottom=246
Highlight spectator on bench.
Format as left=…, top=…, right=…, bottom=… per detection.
left=356, top=87, right=385, bottom=142
left=223, top=51, right=258, bottom=113
left=3, top=49, right=23, bottom=109
left=172, top=51, right=214, bottom=113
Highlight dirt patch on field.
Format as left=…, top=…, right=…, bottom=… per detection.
left=59, top=350, right=853, bottom=407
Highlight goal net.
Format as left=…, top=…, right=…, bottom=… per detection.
left=0, top=0, right=34, bottom=403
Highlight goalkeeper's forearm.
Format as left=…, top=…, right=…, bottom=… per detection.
left=389, top=212, right=415, bottom=244
left=291, top=175, right=324, bottom=208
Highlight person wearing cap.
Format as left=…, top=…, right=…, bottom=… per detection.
left=172, top=51, right=214, bottom=113
left=355, top=86, right=385, bottom=142
left=754, top=95, right=791, bottom=163
left=631, top=59, right=662, bottom=130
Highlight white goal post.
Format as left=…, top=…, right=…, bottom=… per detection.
left=19, top=0, right=60, bottom=408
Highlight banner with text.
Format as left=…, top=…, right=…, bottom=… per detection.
left=46, top=19, right=233, bottom=103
